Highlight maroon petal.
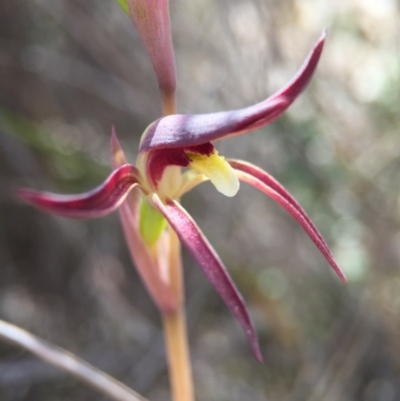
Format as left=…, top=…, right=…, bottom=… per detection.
left=140, top=31, right=326, bottom=153
left=230, top=160, right=346, bottom=283
left=18, top=164, right=141, bottom=218
left=152, top=193, right=263, bottom=363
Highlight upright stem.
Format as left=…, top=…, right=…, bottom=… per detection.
left=163, top=308, right=194, bottom=401
left=162, top=223, right=194, bottom=401
left=161, top=83, right=194, bottom=400
left=162, top=91, right=177, bottom=117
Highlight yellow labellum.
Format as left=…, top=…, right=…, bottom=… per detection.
left=187, top=150, right=240, bottom=197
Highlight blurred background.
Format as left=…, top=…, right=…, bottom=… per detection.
left=1, top=0, right=400, bottom=400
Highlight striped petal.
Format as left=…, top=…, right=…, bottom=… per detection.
left=18, top=164, right=140, bottom=219
left=230, top=160, right=346, bottom=283
left=140, top=31, right=326, bottom=153
left=152, top=193, right=263, bottom=363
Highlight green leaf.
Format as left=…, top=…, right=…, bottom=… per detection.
left=115, top=0, right=129, bottom=15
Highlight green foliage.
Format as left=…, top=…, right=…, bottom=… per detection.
left=0, top=109, right=52, bottom=151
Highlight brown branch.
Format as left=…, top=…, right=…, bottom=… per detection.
left=0, top=319, right=149, bottom=401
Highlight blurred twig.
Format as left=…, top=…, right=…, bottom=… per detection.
left=0, top=319, right=149, bottom=401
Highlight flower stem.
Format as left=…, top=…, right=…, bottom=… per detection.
left=162, top=91, right=177, bottom=117
left=162, top=228, right=194, bottom=401
left=163, top=310, right=194, bottom=401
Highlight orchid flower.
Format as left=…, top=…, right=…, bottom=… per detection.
left=19, top=31, right=346, bottom=363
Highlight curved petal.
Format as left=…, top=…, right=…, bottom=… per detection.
left=139, top=31, right=326, bottom=153
left=230, top=160, right=346, bottom=283
left=152, top=193, right=263, bottom=363
left=18, top=164, right=140, bottom=219
left=230, top=160, right=331, bottom=254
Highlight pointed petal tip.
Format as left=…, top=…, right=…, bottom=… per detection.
left=17, top=188, right=52, bottom=208
left=326, top=256, right=347, bottom=283
left=324, top=259, right=347, bottom=284
left=17, top=188, right=39, bottom=203
left=110, top=125, right=120, bottom=151
left=111, top=124, right=117, bottom=138
left=318, top=243, right=347, bottom=284
left=230, top=160, right=347, bottom=285
left=243, top=322, right=263, bottom=363
left=251, top=341, right=264, bottom=364
left=336, top=266, right=347, bottom=284
left=17, top=187, right=58, bottom=214
left=316, top=30, right=327, bottom=53
left=244, top=320, right=263, bottom=363
left=110, top=126, right=128, bottom=168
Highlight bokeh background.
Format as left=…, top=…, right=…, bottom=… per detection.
left=1, top=0, right=400, bottom=400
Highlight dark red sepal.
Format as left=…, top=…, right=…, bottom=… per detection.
left=230, top=159, right=346, bottom=283
left=152, top=193, right=263, bottom=363
left=139, top=31, right=326, bottom=153
left=18, top=164, right=141, bottom=219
